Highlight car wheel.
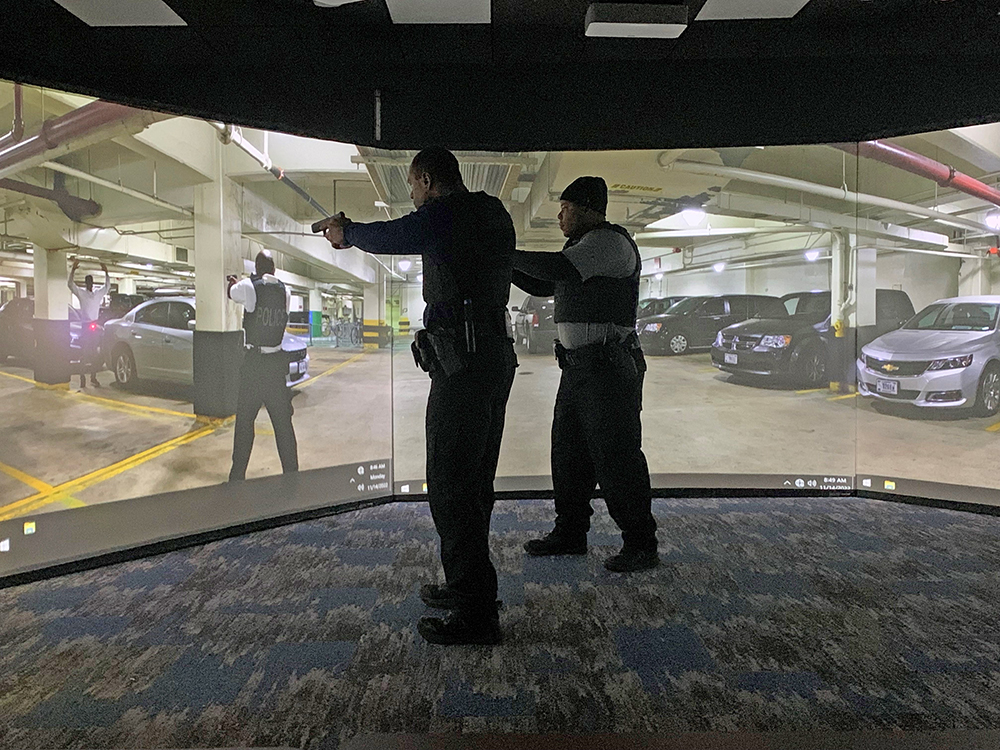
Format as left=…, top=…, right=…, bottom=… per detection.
left=794, top=345, right=826, bottom=387
left=113, top=346, right=138, bottom=388
left=666, top=332, right=689, bottom=355
left=974, top=362, right=1000, bottom=417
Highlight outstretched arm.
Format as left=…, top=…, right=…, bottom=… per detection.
left=67, top=259, right=81, bottom=295
left=512, top=269, right=555, bottom=297
left=512, top=250, right=581, bottom=283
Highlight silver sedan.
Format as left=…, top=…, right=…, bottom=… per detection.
left=104, top=297, right=309, bottom=389
left=857, top=296, right=1000, bottom=417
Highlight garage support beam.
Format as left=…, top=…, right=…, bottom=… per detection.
left=32, top=247, right=71, bottom=385
left=959, top=256, right=992, bottom=297
left=192, top=140, right=243, bottom=417
left=363, top=267, right=386, bottom=350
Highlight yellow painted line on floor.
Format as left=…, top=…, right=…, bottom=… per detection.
left=0, top=423, right=218, bottom=521
left=984, top=420, right=1000, bottom=433
left=796, top=388, right=828, bottom=395
left=68, top=390, right=202, bottom=422
left=0, top=369, right=40, bottom=386
left=828, top=393, right=858, bottom=401
left=294, top=352, right=366, bottom=389
left=0, top=461, right=85, bottom=511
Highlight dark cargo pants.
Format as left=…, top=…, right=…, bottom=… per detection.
left=550, top=343, right=657, bottom=552
left=425, top=339, right=517, bottom=615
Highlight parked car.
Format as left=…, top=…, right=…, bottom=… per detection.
left=0, top=297, right=97, bottom=366
left=713, top=289, right=914, bottom=387
left=103, top=297, right=309, bottom=389
left=637, top=296, right=687, bottom=318
left=637, top=294, right=786, bottom=355
left=858, top=296, right=1000, bottom=416
left=98, top=293, right=146, bottom=323
left=512, top=294, right=557, bottom=354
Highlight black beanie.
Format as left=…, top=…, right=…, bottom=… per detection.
left=559, top=176, right=608, bottom=214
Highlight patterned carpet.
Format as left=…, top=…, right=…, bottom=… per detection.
left=2, top=495, right=1000, bottom=749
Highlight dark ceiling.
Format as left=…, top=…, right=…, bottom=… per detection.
left=2, top=0, right=1000, bottom=150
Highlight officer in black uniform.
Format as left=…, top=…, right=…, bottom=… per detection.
left=227, top=250, right=299, bottom=482
left=513, top=176, right=658, bottom=573
left=319, top=147, right=516, bottom=645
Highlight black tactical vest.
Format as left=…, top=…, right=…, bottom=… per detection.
left=553, top=224, right=641, bottom=328
left=243, top=276, right=288, bottom=347
left=421, top=191, right=515, bottom=340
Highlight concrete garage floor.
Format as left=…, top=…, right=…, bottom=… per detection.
left=4, top=345, right=1000, bottom=524
left=0, top=346, right=391, bottom=521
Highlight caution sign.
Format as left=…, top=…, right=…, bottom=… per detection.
left=608, top=183, right=663, bottom=194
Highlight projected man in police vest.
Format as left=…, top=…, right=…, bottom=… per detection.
left=226, top=250, right=299, bottom=482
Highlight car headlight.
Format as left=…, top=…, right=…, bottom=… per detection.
left=642, top=322, right=662, bottom=333
left=714, top=331, right=723, bottom=347
left=926, top=354, right=973, bottom=371
left=760, top=334, right=792, bottom=349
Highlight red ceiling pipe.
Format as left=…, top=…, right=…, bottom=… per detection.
left=0, top=83, right=24, bottom=152
left=834, top=140, right=1000, bottom=209
left=0, top=100, right=160, bottom=179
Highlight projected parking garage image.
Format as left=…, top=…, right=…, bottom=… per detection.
left=5, top=75, right=1000, bottom=576
left=0, top=80, right=393, bottom=536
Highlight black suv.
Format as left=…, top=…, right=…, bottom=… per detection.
left=512, top=294, right=557, bottom=354
left=711, top=289, right=915, bottom=386
left=0, top=298, right=96, bottom=366
left=637, top=296, right=686, bottom=318
left=637, top=294, right=787, bottom=355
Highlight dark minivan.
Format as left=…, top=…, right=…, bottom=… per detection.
left=512, top=294, right=557, bottom=354
left=637, top=294, right=787, bottom=355
left=711, top=289, right=915, bottom=386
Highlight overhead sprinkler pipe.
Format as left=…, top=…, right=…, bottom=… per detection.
left=209, top=122, right=332, bottom=218
left=0, top=177, right=101, bottom=222
left=0, top=84, right=24, bottom=152
left=834, top=141, right=1000, bottom=210
left=660, top=155, right=991, bottom=234
left=0, top=101, right=167, bottom=181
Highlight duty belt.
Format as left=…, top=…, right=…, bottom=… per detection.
left=554, top=333, right=643, bottom=370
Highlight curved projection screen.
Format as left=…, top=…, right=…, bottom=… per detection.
left=1, top=78, right=999, bottom=579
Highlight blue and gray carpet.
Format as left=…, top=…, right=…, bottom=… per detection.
left=2, top=496, right=1000, bottom=749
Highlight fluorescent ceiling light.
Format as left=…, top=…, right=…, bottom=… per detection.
left=681, top=207, right=706, bottom=226
left=385, top=0, right=489, bottom=24
left=695, top=0, right=811, bottom=21
left=585, top=3, right=688, bottom=38
left=52, top=0, right=186, bottom=26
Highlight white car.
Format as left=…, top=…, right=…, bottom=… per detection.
left=858, top=296, right=1000, bottom=416
left=103, top=297, right=309, bottom=388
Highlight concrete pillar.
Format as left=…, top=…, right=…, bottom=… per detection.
left=308, top=288, right=323, bottom=338
left=32, top=247, right=71, bottom=385
left=855, top=246, right=877, bottom=328
left=192, top=137, right=244, bottom=417
left=118, top=277, right=137, bottom=295
left=362, top=266, right=387, bottom=350
left=959, top=256, right=992, bottom=297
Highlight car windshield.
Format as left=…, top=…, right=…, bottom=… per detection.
left=662, top=296, right=707, bottom=315
left=794, top=293, right=831, bottom=316
left=903, top=303, right=1000, bottom=332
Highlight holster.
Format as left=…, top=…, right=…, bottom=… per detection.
left=412, top=329, right=437, bottom=373
left=412, top=328, right=467, bottom=378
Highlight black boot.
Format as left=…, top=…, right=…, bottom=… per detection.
left=604, top=547, right=659, bottom=573
left=420, top=583, right=459, bottom=609
left=523, top=529, right=587, bottom=556
left=417, top=608, right=501, bottom=646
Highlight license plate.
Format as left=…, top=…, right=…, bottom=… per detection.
left=876, top=379, right=898, bottom=395
left=725, top=352, right=738, bottom=365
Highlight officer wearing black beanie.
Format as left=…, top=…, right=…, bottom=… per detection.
left=511, top=176, right=658, bottom=573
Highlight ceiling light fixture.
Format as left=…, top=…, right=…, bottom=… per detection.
left=695, top=0, right=812, bottom=21
left=398, top=259, right=412, bottom=272
left=314, top=0, right=365, bottom=6
left=804, top=250, right=820, bottom=261
left=585, top=3, right=688, bottom=38
left=986, top=212, right=1000, bottom=231
left=52, top=0, right=186, bottom=26
left=681, top=207, right=706, bottom=226
left=713, top=262, right=727, bottom=273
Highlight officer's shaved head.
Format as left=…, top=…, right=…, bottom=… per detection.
left=255, top=250, right=275, bottom=276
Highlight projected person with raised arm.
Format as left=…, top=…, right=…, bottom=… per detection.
left=67, top=258, right=110, bottom=389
